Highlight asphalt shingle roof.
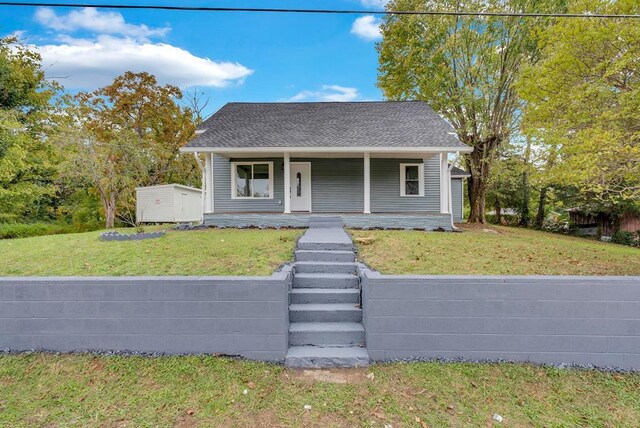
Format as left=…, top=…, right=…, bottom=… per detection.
left=450, top=165, right=471, bottom=177
left=184, top=101, right=469, bottom=150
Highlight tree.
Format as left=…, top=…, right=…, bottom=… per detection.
left=378, top=0, right=564, bottom=222
left=61, top=72, right=198, bottom=228
left=519, top=0, right=640, bottom=213
left=0, top=37, right=59, bottom=222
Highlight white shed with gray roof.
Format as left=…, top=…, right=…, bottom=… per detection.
left=136, top=184, right=202, bottom=223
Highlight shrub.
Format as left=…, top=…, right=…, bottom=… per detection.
left=0, top=223, right=88, bottom=240
left=611, top=230, right=639, bottom=247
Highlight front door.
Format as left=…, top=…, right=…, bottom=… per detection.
left=290, top=162, right=311, bottom=212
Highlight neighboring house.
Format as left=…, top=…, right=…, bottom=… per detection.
left=569, top=208, right=640, bottom=237
left=450, top=165, right=470, bottom=223
left=180, top=101, right=472, bottom=230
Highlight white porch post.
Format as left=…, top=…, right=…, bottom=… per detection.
left=204, top=153, right=214, bottom=213
left=283, top=153, right=291, bottom=213
left=439, top=153, right=450, bottom=214
left=363, top=152, right=371, bottom=214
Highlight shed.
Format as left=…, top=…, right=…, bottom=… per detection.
left=136, top=184, right=202, bottom=223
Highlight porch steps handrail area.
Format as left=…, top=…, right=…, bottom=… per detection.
left=285, top=217, right=370, bottom=368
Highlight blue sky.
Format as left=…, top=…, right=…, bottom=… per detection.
left=1, top=0, right=388, bottom=116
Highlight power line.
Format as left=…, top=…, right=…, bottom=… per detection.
left=0, top=2, right=639, bottom=19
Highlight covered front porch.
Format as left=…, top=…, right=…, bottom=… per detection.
left=187, top=148, right=466, bottom=230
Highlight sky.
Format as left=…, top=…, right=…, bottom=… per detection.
left=1, top=0, right=389, bottom=117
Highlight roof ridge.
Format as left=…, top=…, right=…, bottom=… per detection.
left=225, top=100, right=426, bottom=105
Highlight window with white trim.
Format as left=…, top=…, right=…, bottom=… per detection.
left=400, top=163, right=424, bottom=197
left=231, top=162, right=274, bottom=199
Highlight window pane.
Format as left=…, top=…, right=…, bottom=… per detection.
left=252, top=163, right=270, bottom=198
left=296, top=172, right=302, bottom=197
left=405, top=180, right=419, bottom=195
left=235, top=164, right=252, bottom=197
left=405, top=165, right=419, bottom=180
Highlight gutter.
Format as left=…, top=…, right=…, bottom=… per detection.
left=448, top=152, right=461, bottom=231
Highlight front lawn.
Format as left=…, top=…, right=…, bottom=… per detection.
left=1, top=354, right=638, bottom=427
left=0, top=228, right=301, bottom=276
left=352, top=225, right=640, bottom=276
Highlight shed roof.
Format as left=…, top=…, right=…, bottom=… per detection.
left=450, top=165, right=471, bottom=177
left=182, top=101, right=471, bottom=152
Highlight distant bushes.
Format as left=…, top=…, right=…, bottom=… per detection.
left=611, top=231, right=640, bottom=248
left=0, top=222, right=101, bottom=240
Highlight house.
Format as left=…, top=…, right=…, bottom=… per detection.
left=450, top=165, right=470, bottom=223
left=180, top=101, right=473, bottom=230
left=569, top=208, right=640, bottom=237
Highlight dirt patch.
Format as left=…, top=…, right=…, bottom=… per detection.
left=284, top=368, right=369, bottom=384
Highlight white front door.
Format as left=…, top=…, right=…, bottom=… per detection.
left=290, top=162, right=311, bottom=212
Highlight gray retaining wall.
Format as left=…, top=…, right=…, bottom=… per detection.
left=0, top=269, right=292, bottom=361
left=361, top=268, right=640, bottom=370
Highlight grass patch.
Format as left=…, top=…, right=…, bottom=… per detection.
left=0, top=354, right=638, bottom=427
left=0, top=228, right=301, bottom=276
left=351, top=225, right=640, bottom=275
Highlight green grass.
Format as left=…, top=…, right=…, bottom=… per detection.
left=0, top=354, right=638, bottom=427
left=351, top=225, right=640, bottom=276
left=0, top=228, right=301, bottom=276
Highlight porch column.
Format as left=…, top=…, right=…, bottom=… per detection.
left=204, top=153, right=214, bottom=213
left=439, top=153, right=450, bottom=214
left=363, top=152, right=371, bottom=214
left=283, top=153, right=291, bottom=213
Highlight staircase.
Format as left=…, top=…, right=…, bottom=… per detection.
left=285, top=217, right=369, bottom=368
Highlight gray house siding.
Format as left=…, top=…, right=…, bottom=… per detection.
left=295, top=158, right=363, bottom=213
left=371, top=157, right=440, bottom=213
left=452, top=178, right=463, bottom=221
left=211, top=155, right=441, bottom=214
left=213, top=155, right=285, bottom=213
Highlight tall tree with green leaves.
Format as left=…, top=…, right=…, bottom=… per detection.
left=519, top=0, right=640, bottom=214
left=377, top=0, right=564, bottom=222
left=0, top=36, right=59, bottom=222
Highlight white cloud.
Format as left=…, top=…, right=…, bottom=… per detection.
left=35, top=35, right=252, bottom=89
left=35, top=7, right=169, bottom=40
left=288, top=85, right=360, bottom=102
left=351, top=15, right=382, bottom=41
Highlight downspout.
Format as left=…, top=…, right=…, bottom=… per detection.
left=448, top=152, right=460, bottom=231
left=193, top=152, right=206, bottom=224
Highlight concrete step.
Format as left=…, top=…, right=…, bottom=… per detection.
left=289, top=303, right=362, bottom=323
left=308, top=217, right=343, bottom=229
left=290, top=288, right=360, bottom=304
left=295, top=261, right=357, bottom=275
left=285, top=345, right=369, bottom=368
left=289, top=322, right=365, bottom=346
left=297, top=242, right=353, bottom=251
left=293, top=273, right=359, bottom=289
left=295, top=250, right=355, bottom=263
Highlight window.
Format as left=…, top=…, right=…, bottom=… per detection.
left=400, top=163, right=424, bottom=197
left=231, top=162, right=274, bottom=199
left=296, top=172, right=302, bottom=197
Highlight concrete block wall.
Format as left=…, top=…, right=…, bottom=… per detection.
left=0, top=269, right=292, bottom=361
left=361, top=269, right=640, bottom=370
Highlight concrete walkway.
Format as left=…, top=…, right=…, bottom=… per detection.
left=285, top=216, right=369, bottom=368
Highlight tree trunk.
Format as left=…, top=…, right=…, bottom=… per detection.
left=466, top=140, right=497, bottom=223
left=534, top=186, right=548, bottom=228
left=519, top=169, right=530, bottom=227
left=495, top=199, right=502, bottom=224
left=103, top=192, right=117, bottom=229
